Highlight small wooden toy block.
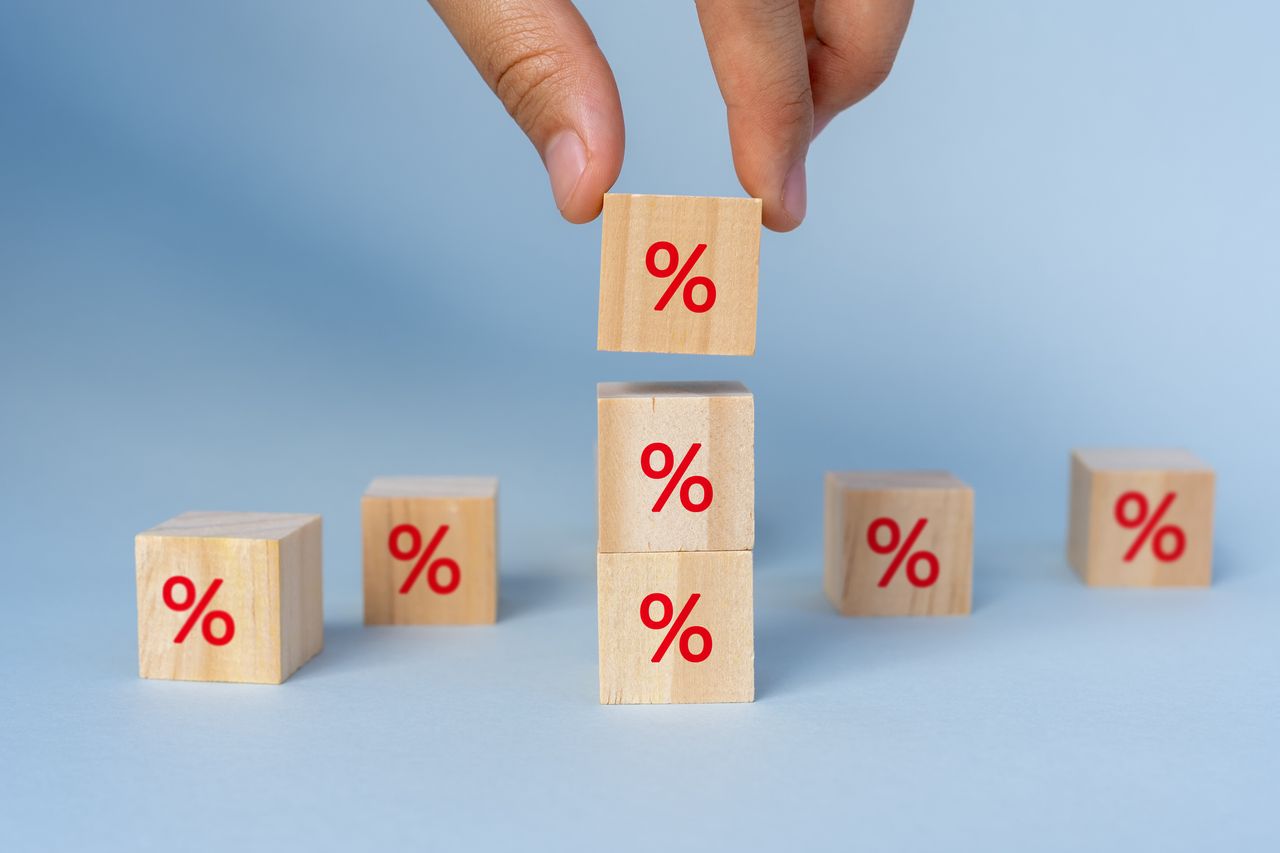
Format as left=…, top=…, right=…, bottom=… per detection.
left=362, top=476, right=498, bottom=625
left=135, top=511, right=324, bottom=684
left=824, top=472, right=974, bottom=617
left=597, top=193, right=761, bottom=356
left=598, top=550, right=754, bottom=705
left=598, top=381, right=754, bottom=553
left=1067, top=449, right=1214, bottom=587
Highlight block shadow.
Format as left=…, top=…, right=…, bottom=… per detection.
left=755, top=545, right=1074, bottom=700
left=289, top=620, right=396, bottom=682
left=500, top=568, right=579, bottom=622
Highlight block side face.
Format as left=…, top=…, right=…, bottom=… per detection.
left=1081, top=469, right=1214, bottom=586
left=278, top=519, right=324, bottom=682
left=135, top=534, right=284, bottom=683
left=364, top=476, right=498, bottom=499
left=598, top=392, right=754, bottom=553
left=597, top=194, right=631, bottom=351
left=362, top=494, right=498, bottom=624
left=141, top=511, right=319, bottom=541
left=822, top=476, right=849, bottom=609
left=597, top=195, right=760, bottom=356
left=829, top=487, right=973, bottom=616
left=1066, top=455, right=1094, bottom=581
left=598, top=551, right=754, bottom=705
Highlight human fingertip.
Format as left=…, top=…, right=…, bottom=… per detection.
left=781, top=158, right=807, bottom=226
left=543, top=130, right=589, bottom=216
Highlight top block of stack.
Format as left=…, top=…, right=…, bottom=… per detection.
left=598, top=193, right=762, bottom=356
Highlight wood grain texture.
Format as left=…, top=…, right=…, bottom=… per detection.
left=598, top=550, right=754, bottom=705
left=824, top=472, right=973, bottom=617
left=597, top=194, right=761, bottom=356
left=598, top=381, right=753, bottom=553
left=362, top=476, right=498, bottom=625
left=135, top=511, right=323, bottom=684
left=1066, top=449, right=1214, bottom=586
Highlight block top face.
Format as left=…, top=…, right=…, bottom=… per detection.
left=598, top=380, right=750, bottom=400
left=827, top=471, right=970, bottom=491
left=364, top=476, right=498, bottom=499
left=1072, top=449, right=1211, bottom=473
left=609, top=192, right=760, bottom=208
left=138, top=511, right=319, bottom=541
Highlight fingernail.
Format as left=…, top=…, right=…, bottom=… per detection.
left=782, top=158, right=807, bottom=224
left=543, top=131, right=587, bottom=213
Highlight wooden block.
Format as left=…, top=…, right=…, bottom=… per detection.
left=362, top=476, right=498, bottom=624
left=597, top=193, right=761, bottom=356
left=824, top=472, right=973, bottom=617
left=598, top=381, right=753, bottom=553
left=135, top=511, right=324, bottom=684
left=1066, top=449, right=1214, bottom=586
left=598, top=550, right=754, bottom=704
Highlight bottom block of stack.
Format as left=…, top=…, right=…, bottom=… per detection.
left=598, top=550, right=754, bottom=705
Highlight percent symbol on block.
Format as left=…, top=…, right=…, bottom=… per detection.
left=388, top=524, right=461, bottom=595
left=1115, top=491, right=1185, bottom=562
left=645, top=241, right=716, bottom=313
left=641, top=442, right=713, bottom=513
left=640, top=593, right=712, bottom=663
left=867, top=518, right=940, bottom=588
left=162, top=575, right=236, bottom=645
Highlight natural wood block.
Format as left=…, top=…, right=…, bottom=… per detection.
left=598, top=381, right=753, bottom=553
left=362, top=476, right=498, bottom=625
left=135, top=511, right=324, bottom=684
left=598, top=550, right=754, bottom=705
left=597, top=193, right=761, bottom=356
left=1067, top=449, right=1215, bottom=587
left=824, top=472, right=973, bottom=617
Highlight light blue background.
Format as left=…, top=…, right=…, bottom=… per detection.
left=2, top=1, right=1278, bottom=850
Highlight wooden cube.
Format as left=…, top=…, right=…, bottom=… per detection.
left=1067, top=449, right=1214, bottom=586
left=824, top=472, right=973, bottom=617
left=362, top=476, right=498, bottom=625
left=135, top=511, right=323, bottom=684
left=597, top=193, right=761, bottom=356
left=598, top=381, right=753, bottom=553
left=598, top=550, right=754, bottom=704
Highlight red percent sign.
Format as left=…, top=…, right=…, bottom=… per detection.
left=1115, top=491, right=1186, bottom=562
left=646, top=241, right=716, bottom=313
left=163, top=576, right=235, bottom=645
left=641, top=593, right=712, bottom=663
left=388, top=524, right=461, bottom=595
left=867, top=518, right=940, bottom=588
left=641, top=442, right=713, bottom=513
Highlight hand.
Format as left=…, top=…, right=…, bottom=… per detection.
left=429, top=1, right=913, bottom=231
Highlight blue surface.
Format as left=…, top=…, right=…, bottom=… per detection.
left=2, top=2, right=1278, bottom=850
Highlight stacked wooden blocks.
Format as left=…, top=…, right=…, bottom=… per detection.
left=596, top=194, right=761, bottom=704
left=597, top=382, right=755, bottom=703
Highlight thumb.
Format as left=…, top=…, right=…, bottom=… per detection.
left=430, top=0, right=624, bottom=223
left=695, top=0, right=812, bottom=231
